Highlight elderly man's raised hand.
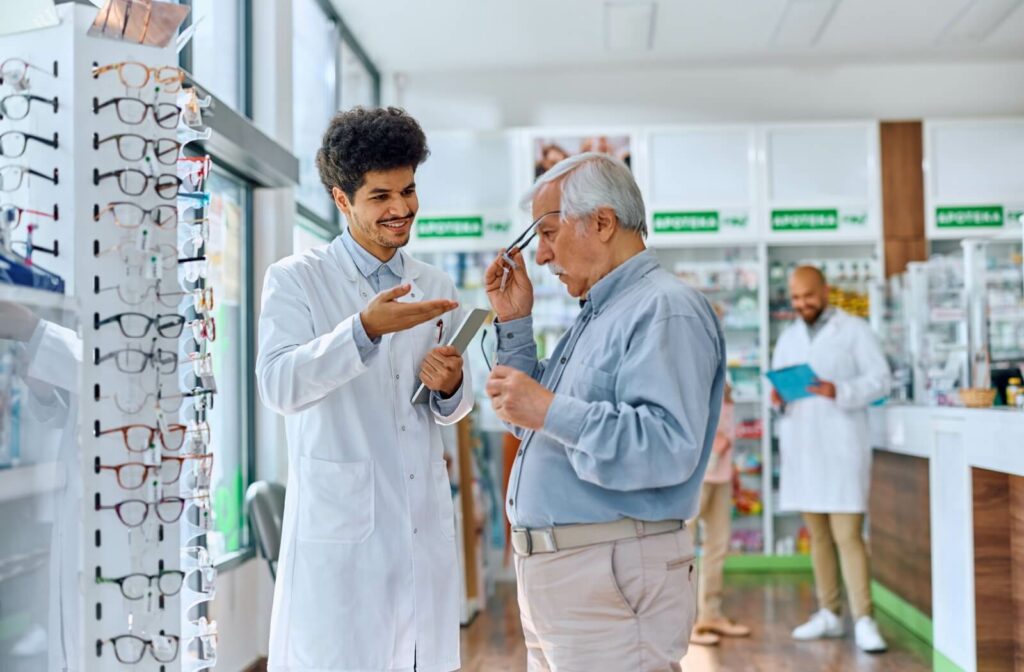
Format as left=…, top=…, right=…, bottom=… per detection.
left=485, top=248, right=534, bottom=323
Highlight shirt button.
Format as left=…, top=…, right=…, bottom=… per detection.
left=409, top=474, right=415, bottom=480
left=395, top=374, right=400, bottom=380
left=507, top=333, right=514, bottom=340
left=560, top=357, right=567, bottom=364
left=361, top=292, right=367, bottom=298
left=508, top=498, right=514, bottom=506
left=517, top=449, right=524, bottom=457
left=413, top=528, right=418, bottom=534
left=401, top=426, right=406, bottom=431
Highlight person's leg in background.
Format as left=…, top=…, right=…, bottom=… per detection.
left=829, top=513, right=887, bottom=652
left=688, top=484, right=720, bottom=646
left=692, top=481, right=750, bottom=641
left=792, top=512, right=846, bottom=640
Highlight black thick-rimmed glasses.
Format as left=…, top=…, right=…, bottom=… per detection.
left=96, top=569, right=185, bottom=600
left=93, top=168, right=184, bottom=199
left=0, top=165, right=58, bottom=192
left=95, top=312, right=185, bottom=339
left=0, top=93, right=58, bottom=120
left=92, top=96, right=181, bottom=129
left=99, top=634, right=180, bottom=664
left=93, top=133, right=180, bottom=165
left=0, top=131, right=58, bottom=158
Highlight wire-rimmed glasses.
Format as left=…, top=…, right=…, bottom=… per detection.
left=96, top=569, right=185, bottom=600
left=92, top=61, right=185, bottom=93
left=99, top=385, right=216, bottom=415
left=0, top=93, right=58, bottom=120
left=95, top=312, right=186, bottom=339
left=0, top=58, right=55, bottom=91
left=94, top=201, right=177, bottom=229
left=100, top=634, right=180, bottom=664
left=94, top=133, right=180, bottom=165
left=0, top=165, right=58, bottom=192
left=0, top=131, right=58, bottom=158
left=498, top=210, right=561, bottom=291
left=93, top=97, right=181, bottom=129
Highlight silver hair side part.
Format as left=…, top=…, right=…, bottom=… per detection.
left=520, top=152, right=647, bottom=237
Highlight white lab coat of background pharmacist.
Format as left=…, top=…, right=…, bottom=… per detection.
left=771, top=308, right=890, bottom=513
left=255, top=239, right=474, bottom=672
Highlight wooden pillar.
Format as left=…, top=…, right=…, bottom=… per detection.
left=880, top=121, right=928, bottom=278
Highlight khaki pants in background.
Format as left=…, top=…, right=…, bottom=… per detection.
left=515, top=528, right=697, bottom=672
left=802, top=512, right=873, bottom=620
left=688, top=481, right=732, bottom=621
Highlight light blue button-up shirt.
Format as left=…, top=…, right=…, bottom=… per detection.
left=496, top=249, right=726, bottom=529
left=340, top=231, right=463, bottom=415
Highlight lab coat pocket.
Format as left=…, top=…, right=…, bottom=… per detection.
left=298, top=456, right=374, bottom=543
left=432, top=461, right=456, bottom=540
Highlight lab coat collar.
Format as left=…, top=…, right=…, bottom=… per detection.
left=330, top=235, right=422, bottom=283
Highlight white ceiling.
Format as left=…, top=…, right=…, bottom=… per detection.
left=329, top=0, right=1024, bottom=73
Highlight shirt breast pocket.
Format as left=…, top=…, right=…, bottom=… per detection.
left=570, top=363, right=617, bottom=402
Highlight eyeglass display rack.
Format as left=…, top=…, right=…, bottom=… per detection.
left=1, top=4, right=217, bottom=671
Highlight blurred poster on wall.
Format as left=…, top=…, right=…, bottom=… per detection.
left=532, top=135, right=632, bottom=179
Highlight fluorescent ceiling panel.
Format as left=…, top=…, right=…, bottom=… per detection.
left=771, top=0, right=841, bottom=47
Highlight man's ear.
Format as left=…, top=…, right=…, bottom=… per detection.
left=595, top=206, right=618, bottom=242
left=332, top=187, right=352, bottom=217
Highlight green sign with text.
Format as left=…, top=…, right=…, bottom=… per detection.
left=417, top=216, right=484, bottom=238
left=936, top=205, right=1004, bottom=229
left=771, top=209, right=839, bottom=232
left=653, top=211, right=720, bottom=233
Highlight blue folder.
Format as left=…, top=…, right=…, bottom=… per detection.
left=766, top=364, right=819, bottom=403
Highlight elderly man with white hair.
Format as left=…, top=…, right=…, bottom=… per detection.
left=484, top=153, right=726, bottom=671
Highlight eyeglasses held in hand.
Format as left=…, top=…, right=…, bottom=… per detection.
left=1, top=203, right=56, bottom=231
left=96, top=569, right=184, bottom=600
left=498, top=210, right=560, bottom=291
left=94, top=311, right=186, bottom=339
left=94, top=201, right=177, bottom=229
left=93, top=61, right=185, bottom=93
left=93, top=96, right=181, bottom=129
left=0, top=58, right=56, bottom=91
left=0, top=93, right=58, bottom=120
left=93, top=168, right=184, bottom=200
left=93, top=132, right=180, bottom=166
left=480, top=329, right=493, bottom=372
left=99, top=634, right=180, bottom=665
left=0, top=131, right=58, bottom=158
left=0, top=165, right=58, bottom=192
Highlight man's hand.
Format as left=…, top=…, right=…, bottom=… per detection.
left=807, top=380, right=837, bottom=399
left=485, top=365, right=554, bottom=431
left=485, top=248, right=534, bottom=323
left=770, top=387, right=783, bottom=408
left=360, top=284, right=458, bottom=340
left=419, top=346, right=463, bottom=397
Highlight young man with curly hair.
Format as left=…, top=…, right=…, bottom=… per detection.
left=256, top=107, right=474, bottom=672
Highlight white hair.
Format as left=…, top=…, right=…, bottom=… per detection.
left=521, top=152, right=647, bottom=237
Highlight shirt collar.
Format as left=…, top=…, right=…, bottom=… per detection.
left=341, top=229, right=405, bottom=280
left=806, top=306, right=836, bottom=333
left=584, top=249, right=659, bottom=314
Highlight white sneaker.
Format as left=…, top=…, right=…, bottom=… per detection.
left=792, top=608, right=845, bottom=640
left=855, top=616, right=888, bottom=653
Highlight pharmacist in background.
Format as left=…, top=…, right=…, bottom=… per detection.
left=770, top=266, right=890, bottom=653
left=687, top=378, right=751, bottom=647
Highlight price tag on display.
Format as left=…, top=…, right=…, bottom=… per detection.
left=152, top=635, right=176, bottom=658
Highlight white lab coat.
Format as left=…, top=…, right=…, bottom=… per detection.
left=771, top=308, right=890, bottom=513
left=256, top=238, right=474, bottom=672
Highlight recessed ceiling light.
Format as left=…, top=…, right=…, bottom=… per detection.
left=604, top=1, right=657, bottom=52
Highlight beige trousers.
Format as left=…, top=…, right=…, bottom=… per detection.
left=802, top=512, right=873, bottom=620
left=687, top=481, right=732, bottom=621
left=515, top=527, right=697, bottom=672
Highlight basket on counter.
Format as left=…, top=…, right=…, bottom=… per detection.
left=959, top=387, right=997, bottom=408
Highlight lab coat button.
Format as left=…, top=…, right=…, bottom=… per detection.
left=413, top=528, right=418, bottom=534
left=409, top=474, right=415, bottom=480
left=401, top=426, right=406, bottom=431
left=508, top=498, right=514, bottom=506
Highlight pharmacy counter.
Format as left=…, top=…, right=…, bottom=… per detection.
left=870, top=404, right=1024, bottom=672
